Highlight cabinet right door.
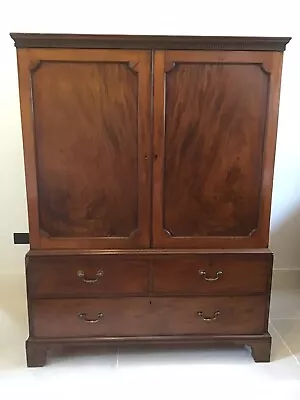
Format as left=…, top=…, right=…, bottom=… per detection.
left=152, top=50, right=283, bottom=249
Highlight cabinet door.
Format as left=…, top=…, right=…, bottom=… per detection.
left=152, top=50, right=283, bottom=248
left=18, top=49, right=151, bottom=249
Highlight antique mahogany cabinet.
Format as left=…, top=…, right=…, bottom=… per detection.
left=11, top=33, right=290, bottom=366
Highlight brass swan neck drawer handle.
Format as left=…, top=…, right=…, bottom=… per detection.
left=197, top=311, right=220, bottom=321
left=198, top=270, right=222, bottom=281
left=77, top=269, right=104, bottom=283
left=78, top=312, right=104, bottom=323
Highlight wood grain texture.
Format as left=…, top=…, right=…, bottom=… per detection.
left=249, top=335, right=272, bottom=362
left=33, top=61, right=138, bottom=238
left=26, top=252, right=272, bottom=297
left=27, top=248, right=274, bottom=256
left=164, top=63, right=268, bottom=237
left=17, top=49, right=151, bottom=249
left=30, top=295, right=267, bottom=337
left=25, top=333, right=271, bottom=366
left=10, top=33, right=291, bottom=51
left=152, top=253, right=272, bottom=295
left=13, top=35, right=290, bottom=367
left=27, top=256, right=149, bottom=297
left=152, top=51, right=283, bottom=249
left=26, top=340, right=48, bottom=367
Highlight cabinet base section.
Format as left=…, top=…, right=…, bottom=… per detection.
left=26, top=333, right=271, bottom=367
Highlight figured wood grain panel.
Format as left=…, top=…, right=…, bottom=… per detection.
left=16, top=48, right=151, bottom=249
left=163, top=62, right=269, bottom=237
left=152, top=50, right=285, bottom=249
left=33, top=61, right=139, bottom=239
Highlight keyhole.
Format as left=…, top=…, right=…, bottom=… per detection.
left=149, top=300, right=152, bottom=305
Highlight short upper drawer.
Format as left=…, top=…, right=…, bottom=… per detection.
left=152, top=253, right=272, bottom=295
left=30, top=295, right=267, bottom=338
left=26, top=256, right=149, bottom=297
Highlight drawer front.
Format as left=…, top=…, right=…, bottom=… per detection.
left=30, top=295, right=267, bottom=337
left=152, top=254, right=272, bottom=295
left=27, top=256, right=149, bottom=297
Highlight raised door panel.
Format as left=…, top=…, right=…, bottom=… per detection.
left=17, top=49, right=151, bottom=249
left=152, top=50, right=283, bottom=248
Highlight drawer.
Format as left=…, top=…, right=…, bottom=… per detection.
left=152, top=254, right=272, bottom=295
left=27, top=256, right=149, bottom=297
left=30, top=295, right=267, bottom=337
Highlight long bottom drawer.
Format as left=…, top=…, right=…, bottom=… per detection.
left=30, top=296, right=268, bottom=338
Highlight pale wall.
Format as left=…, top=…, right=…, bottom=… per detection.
left=0, top=0, right=299, bottom=274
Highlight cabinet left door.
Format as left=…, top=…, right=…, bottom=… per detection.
left=17, top=49, right=152, bottom=249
